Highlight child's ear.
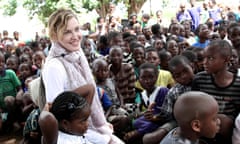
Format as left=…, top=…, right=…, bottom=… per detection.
left=191, top=119, right=201, bottom=132
left=61, top=119, right=70, bottom=131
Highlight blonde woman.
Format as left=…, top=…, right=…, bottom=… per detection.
left=42, top=8, right=124, bottom=144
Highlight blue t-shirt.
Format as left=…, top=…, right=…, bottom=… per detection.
left=192, top=40, right=210, bottom=49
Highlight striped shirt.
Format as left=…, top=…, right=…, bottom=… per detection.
left=192, top=71, right=240, bottom=119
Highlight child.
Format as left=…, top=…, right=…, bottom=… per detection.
left=32, top=51, right=46, bottom=75
left=40, top=91, right=92, bottom=144
left=131, top=42, right=145, bottom=80
left=6, top=55, right=19, bottom=75
left=229, top=48, right=240, bottom=75
left=192, top=39, right=240, bottom=143
left=192, top=24, right=210, bottom=49
left=143, top=55, right=195, bottom=144
left=124, top=62, right=169, bottom=142
left=192, top=47, right=205, bottom=73
left=232, top=113, right=240, bottom=144
left=166, top=40, right=179, bottom=57
left=0, top=52, right=21, bottom=132
left=18, top=63, right=34, bottom=92
left=109, top=46, right=136, bottom=103
left=136, top=48, right=175, bottom=89
left=160, top=91, right=220, bottom=144
left=159, top=50, right=172, bottom=71
left=153, top=39, right=165, bottom=53
left=92, top=58, right=121, bottom=107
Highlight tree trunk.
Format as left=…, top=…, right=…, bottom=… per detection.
left=128, top=0, right=146, bottom=18
left=96, top=0, right=109, bottom=18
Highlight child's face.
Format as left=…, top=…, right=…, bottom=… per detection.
left=167, top=41, right=179, bottom=57
left=146, top=51, right=160, bottom=66
left=160, top=52, right=172, bottom=70
left=19, top=64, right=31, bottom=78
left=199, top=24, right=210, bottom=39
left=229, top=26, right=240, bottom=49
left=132, top=47, right=145, bottom=66
left=199, top=102, right=220, bottom=138
left=170, top=62, right=194, bottom=85
left=139, top=68, right=158, bottom=91
left=196, top=51, right=205, bottom=72
left=154, top=39, right=164, bottom=51
left=6, top=58, right=18, bottom=71
left=33, top=54, right=44, bottom=68
left=67, top=107, right=91, bottom=135
left=137, top=35, right=146, bottom=46
left=170, top=24, right=180, bottom=35
left=109, top=48, right=123, bottom=66
left=204, top=46, right=228, bottom=74
left=93, top=62, right=109, bottom=81
left=21, top=55, right=31, bottom=64
left=229, top=49, right=239, bottom=71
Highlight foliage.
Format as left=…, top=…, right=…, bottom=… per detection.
left=0, top=0, right=17, bottom=16
left=0, top=0, right=146, bottom=25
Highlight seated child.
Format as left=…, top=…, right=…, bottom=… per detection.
left=160, top=91, right=220, bottom=144
left=39, top=91, right=93, bottom=144
left=124, top=62, right=169, bottom=142
left=142, top=55, right=195, bottom=144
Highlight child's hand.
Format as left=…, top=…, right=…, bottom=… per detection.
left=30, top=131, right=39, bottom=139
left=144, top=103, right=155, bottom=121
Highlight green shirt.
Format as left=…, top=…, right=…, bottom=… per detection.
left=0, top=69, right=21, bottom=108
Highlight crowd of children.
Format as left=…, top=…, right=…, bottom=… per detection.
left=0, top=0, right=240, bottom=143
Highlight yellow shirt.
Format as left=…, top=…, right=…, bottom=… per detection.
left=135, top=69, right=175, bottom=90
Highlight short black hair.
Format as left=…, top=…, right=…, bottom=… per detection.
left=168, top=55, right=191, bottom=71
left=208, top=40, right=232, bottom=57
left=151, top=24, right=161, bottom=35
left=107, top=31, right=121, bottom=44
left=129, top=41, right=144, bottom=51
left=139, top=62, right=158, bottom=75
left=51, top=91, right=89, bottom=121
left=227, top=22, right=240, bottom=35
left=181, top=50, right=197, bottom=63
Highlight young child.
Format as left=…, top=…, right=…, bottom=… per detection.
left=0, top=52, right=21, bottom=132
left=160, top=91, right=220, bottom=144
left=192, top=39, right=240, bottom=143
left=192, top=47, right=205, bottom=73
left=192, top=24, right=210, bottom=49
left=159, top=50, right=172, bottom=71
left=32, top=51, right=46, bottom=76
left=109, top=46, right=136, bottom=103
left=6, top=55, right=19, bottom=75
left=93, top=58, right=121, bottom=106
left=18, top=63, right=34, bottom=92
left=124, top=62, right=169, bottom=142
left=136, top=48, right=175, bottom=89
left=166, top=40, right=179, bottom=57
left=39, top=83, right=95, bottom=144
left=229, top=48, right=240, bottom=76
left=142, top=55, right=195, bottom=144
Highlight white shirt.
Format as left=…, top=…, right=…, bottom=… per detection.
left=232, top=113, right=240, bottom=144
left=58, top=131, right=92, bottom=144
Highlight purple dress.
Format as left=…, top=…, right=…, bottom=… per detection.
left=133, top=86, right=169, bottom=134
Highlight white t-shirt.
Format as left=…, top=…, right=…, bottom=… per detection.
left=42, top=58, right=68, bottom=103
left=58, top=131, right=92, bottom=144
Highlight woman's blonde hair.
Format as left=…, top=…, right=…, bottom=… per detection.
left=48, top=8, right=79, bottom=41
